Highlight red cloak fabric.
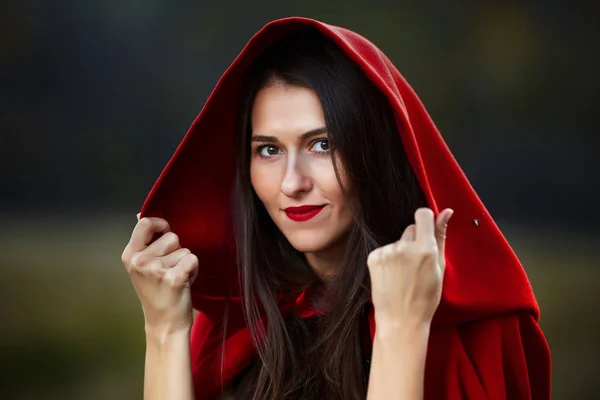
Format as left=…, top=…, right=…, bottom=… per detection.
left=139, top=17, right=551, bottom=399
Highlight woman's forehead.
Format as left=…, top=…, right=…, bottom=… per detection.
left=251, top=84, right=326, bottom=140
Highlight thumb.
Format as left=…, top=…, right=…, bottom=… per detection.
left=435, top=209, right=454, bottom=258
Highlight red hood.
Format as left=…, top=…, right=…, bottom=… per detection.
left=139, top=17, right=550, bottom=399
left=140, top=16, right=539, bottom=325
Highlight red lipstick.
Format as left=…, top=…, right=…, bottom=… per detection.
left=284, top=205, right=325, bottom=222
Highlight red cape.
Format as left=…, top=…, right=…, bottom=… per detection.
left=140, top=17, right=551, bottom=399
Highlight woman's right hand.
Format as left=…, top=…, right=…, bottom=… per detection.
left=121, top=216, right=199, bottom=336
left=366, top=208, right=453, bottom=330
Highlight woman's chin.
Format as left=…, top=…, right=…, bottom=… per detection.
left=287, top=240, right=328, bottom=254
left=284, top=229, right=348, bottom=255
left=284, top=233, right=332, bottom=254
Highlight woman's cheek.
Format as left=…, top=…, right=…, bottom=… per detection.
left=250, top=161, right=279, bottom=206
left=315, top=156, right=346, bottom=196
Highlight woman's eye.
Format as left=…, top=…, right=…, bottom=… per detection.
left=259, top=145, right=281, bottom=157
left=312, top=139, right=330, bottom=153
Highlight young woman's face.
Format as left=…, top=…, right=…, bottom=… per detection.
left=250, top=81, right=353, bottom=255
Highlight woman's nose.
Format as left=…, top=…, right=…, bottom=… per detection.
left=280, top=154, right=312, bottom=197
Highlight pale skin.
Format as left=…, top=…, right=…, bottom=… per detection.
left=121, top=81, right=454, bottom=399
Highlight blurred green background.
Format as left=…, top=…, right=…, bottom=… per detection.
left=1, top=1, right=598, bottom=399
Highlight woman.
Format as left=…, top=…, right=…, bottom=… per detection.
left=121, top=18, right=551, bottom=400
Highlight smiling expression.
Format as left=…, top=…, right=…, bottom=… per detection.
left=249, top=81, right=354, bottom=255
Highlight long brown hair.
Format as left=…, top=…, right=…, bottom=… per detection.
left=229, top=29, right=427, bottom=399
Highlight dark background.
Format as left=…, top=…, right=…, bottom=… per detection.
left=1, top=1, right=598, bottom=399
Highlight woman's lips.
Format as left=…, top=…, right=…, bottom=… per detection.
left=284, top=205, right=325, bottom=222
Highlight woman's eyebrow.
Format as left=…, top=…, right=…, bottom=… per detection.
left=251, top=127, right=328, bottom=143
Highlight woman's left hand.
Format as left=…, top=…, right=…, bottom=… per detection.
left=367, top=207, right=454, bottom=328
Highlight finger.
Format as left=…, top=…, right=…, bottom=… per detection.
left=128, top=246, right=188, bottom=271
left=165, top=253, right=199, bottom=287
left=145, top=232, right=180, bottom=258
left=187, top=254, right=199, bottom=285
left=160, top=248, right=192, bottom=268
left=414, top=208, right=435, bottom=243
left=380, top=242, right=395, bottom=259
left=435, top=209, right=454, bottom=261
left=128, top=217, right=171, bottom=253
left=366, top=247, right=382, bottom=268
left=399, top=224, right=416, bottom=242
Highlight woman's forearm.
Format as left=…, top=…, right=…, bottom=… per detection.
left=144, top=327, right=195, bottom=400
left=366, top=320, right=430, bottom=400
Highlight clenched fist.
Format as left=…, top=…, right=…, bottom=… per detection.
left=367, top=207, right=453, bottom=328
left=121, top=216, right=199, bottom=336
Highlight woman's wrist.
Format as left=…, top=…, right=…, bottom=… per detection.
left=145, top=323, right=192, bottom=347
left=367, top=315, right=431, bottom=399
left=143, top=322, right=195, bottom=400
left=374, top=315, right=431, bottom=341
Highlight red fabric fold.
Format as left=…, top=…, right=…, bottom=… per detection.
left=424, top=313, right=551, bottom=399
left=140, top=17, right=551, bottom=399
